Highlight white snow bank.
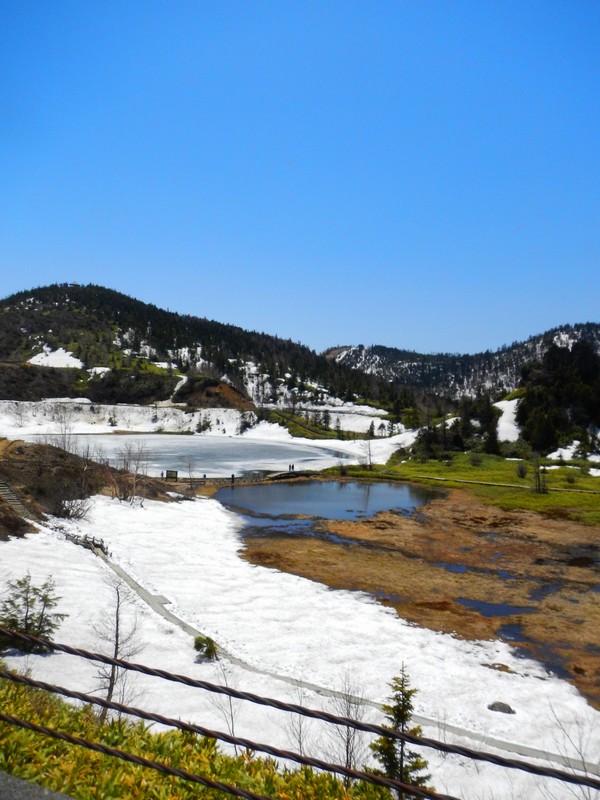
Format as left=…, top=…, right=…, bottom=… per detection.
left=548, top=443, right=580, bottom=461
left=0, top=399, right=404, bottom=444
left=28, top=346, right=83, bottom=369
left=548, top=442, right=600, bottom=464
left=1, top=497, right=597, bottom=800
left=0, top=400, right=415, bottom=471
left=494, top=399, right=519, bottom=442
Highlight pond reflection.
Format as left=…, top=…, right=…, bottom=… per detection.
left=216, top=480, right=436, bottom=521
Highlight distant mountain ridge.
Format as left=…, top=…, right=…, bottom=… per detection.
left=1, top=283, right=598, bottom=405
left=0, top=283, right=394, bottom=406
left=324, top=323, right=600, bottom=399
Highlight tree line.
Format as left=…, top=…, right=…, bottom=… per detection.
left=516, top=340, right=600, bottom=454
left=0, top=283, right=443, bottom=414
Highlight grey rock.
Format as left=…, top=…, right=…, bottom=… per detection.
left=487, top=701, right=516, bottom=714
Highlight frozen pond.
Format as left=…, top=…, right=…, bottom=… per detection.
left=25, top=432, right=354, bottom=477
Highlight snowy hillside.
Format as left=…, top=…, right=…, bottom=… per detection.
left=326, top=323, right=600, bottom=398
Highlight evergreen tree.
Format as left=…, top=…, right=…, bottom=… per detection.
left=0, top=573, right=67, bottom=652
left=370, top=665, right=431, bottom=799
left=517, top=341, right=600, bottom=453
left=484, top=419, right=500, bottom=454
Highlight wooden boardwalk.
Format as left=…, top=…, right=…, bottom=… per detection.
left=171, top=469, right=316, bottom=489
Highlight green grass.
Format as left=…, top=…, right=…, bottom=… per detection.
left=352, top=398, right=389, bottom=412
left=332, top=452, right=600, bottom=525
left=390, top=451, right=531, bottom=484
left=106, top=356, right=178, bottom=376
left=503, top=387, right=525, bottom=401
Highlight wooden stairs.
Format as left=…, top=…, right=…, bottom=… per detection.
left=0, top=479, right=32, bottom=519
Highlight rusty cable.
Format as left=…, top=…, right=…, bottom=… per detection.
left=1, top=628, right=598, bottom=791
left=0, top=668, right=458, bottom=800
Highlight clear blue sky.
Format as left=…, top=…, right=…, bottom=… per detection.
left=1, top=1, right=598, bottom=354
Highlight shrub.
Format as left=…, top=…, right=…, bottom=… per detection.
left=1, top=664, right=383, bottom=799
left=196, top=416, right=212, bottom=433
left=0, top=573, right=67, bottom=652
left=500, top=439, right=531, bottom=460
left=194, top=634, right=218, bottom=660
left=516, top=461, right=528, bottom=479
left=54, top=497, right=91, bottom=520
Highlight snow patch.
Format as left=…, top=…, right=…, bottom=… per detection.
left=494, top=399, right=520, bottom=442
left=28, top=346, right=84, bottom=369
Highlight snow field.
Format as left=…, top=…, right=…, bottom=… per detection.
left=2, top=494, right=598, bottom=800
left=0, top=396, right=599, bottom=797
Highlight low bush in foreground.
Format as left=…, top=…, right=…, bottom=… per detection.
left=0, top=664, right=389, bottom=799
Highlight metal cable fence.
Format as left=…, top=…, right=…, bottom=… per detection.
left=1, top=627, right=598, bottom=799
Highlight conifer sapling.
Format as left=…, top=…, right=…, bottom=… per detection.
left=370, top=664, right=432, bottom=799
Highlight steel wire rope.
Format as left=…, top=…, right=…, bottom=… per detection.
left=0, top=668, right=459, bottom=800
left=1, top=628, right=599, bottom=791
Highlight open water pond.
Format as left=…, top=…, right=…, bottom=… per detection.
left=216, top=481, right=437, bottom=539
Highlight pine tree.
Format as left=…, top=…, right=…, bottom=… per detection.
left=0, top=573, right=67, bottom=652
left=370, top=665, right=431, bottom=799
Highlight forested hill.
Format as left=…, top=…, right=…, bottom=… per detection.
left=2, top=283, right=599, bottom=410
left=0, top=283, right=396, bottom=405
left=325, top=324, right=600, bottom=399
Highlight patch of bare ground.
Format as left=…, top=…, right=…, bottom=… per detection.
left=242, top=487, right=600, bottom=708
left=0, top=504, right=36, bottom=541
left=0, top=437, right=180, bottom=539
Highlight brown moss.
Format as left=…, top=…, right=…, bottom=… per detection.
left=242, top=487, right=600, bottom=709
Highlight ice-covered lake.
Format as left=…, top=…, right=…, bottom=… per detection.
left=25, top=432, right=354, bottom=477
